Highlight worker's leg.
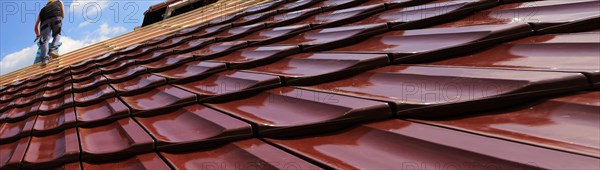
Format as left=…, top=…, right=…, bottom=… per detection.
left=49, top=17, right=62, bottom=53
left=33, top=41, right=43, bottom=64
left=38, top=22, right=52, bottom=63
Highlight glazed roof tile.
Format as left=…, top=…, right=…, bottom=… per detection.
left=23, top=128, right=79, bottom=169
left=268, top=119, right=599, bottom=169
left=415, top=92, right=600, bottom=158
left=75, top=97, right=130, bottom=127
left=136, top=104, right=253, bottom=151
left=110, top=74, right=168, bottom=95
left=0, top=137, right=29, bottom=170
left=175, top=70, right=281, bottom=102
left=300, top=65, right=589, bottom=118
left=78, top=118, right=154, bottom=162
left=120, top=85, right=197, bottom=116
left=208, top=87, right=392, bottom=137
left=161, top=139, right=322, bottom=170
left=32, top=108, right=77, bottom=136
left=243, top=53, right=389, bottom=85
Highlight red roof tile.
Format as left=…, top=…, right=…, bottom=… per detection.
left=154, top=61, right=227, bottom=82
left=0, top=117, right=35, bottom=144
left=136, top=104, right=253, bottom=151
left=216, top=23, right=269, bottom=41
left=416, top=92, right=600, bottom=158
left=332, top=23, right=532, bottom=62
left=32, top=108, right=77, bottom=136
left=0, top=137, right=29, bottom=170
left=209, top=45, right=300, bottom=69
left=274, top=23, right=389, bottom=50
left=45, top=77, right=72, bottom=91
left=243, top=0, right=286, bottom=14
left=244, top=53, right=389, bottom=85
left=175, top=70, right=281, bottom=102
left=72, top=75, right=108, bottom=92
left=75, top=97, right=130, bottom=127
left=3, top=103, right=40, bottom=123
left=268, top=119, right=599, bottom=169
left=38, top=94, right=74, bottom=114
left=300, top=65, right=589, bottom=118
left=238, top=24, right=312, bottom=45
left=192, top=41, right=249, bottom=60
left=120, top=85, right=197, bottom=116
left=73, top=84, right=116, bottom=105
left=23, top=128, right=79, bottom=169
left=428, top=32, right=600, bottom=88
left=83, top=153, right=170, bottom=170
left=42, top=85, right=72, bottom=100
left=110, top=74, right=168, bottom=95
left=208, top=87, right=391, bottom=137
left=172, top=38, right=216, bottom=53
left=79, top=118, right=153, bottom=162
left=161, top=139, right=321, bottom=169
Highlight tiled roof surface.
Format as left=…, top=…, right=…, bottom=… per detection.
left=1, top=0, right=599, bottom=169
left=0, top=0, right=271, bottom=85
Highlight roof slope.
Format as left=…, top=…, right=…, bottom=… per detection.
left=1, top=0, right=599, bottom=169
left=0, top=0, right=272, bottom=85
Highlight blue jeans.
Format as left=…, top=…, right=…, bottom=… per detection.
left=38, top=16, right=62, bottom=63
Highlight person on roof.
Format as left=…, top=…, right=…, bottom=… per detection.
left=34, top=0, right=64, bottom=65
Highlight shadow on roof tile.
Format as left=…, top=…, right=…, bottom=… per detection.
left=0, top=137, right=29, bottom=170
left=154, top=61, right=227, bottom=83
left=175, top=70, right=281, bottom=103
left=76, top=97, right=130, bottom=128
left=210, top=45, right=300, bottom=69
left=161, top=138, right=321, bottom=170
left=39, top=94, right=74, bottom=114
left=208, top=87, right=391, bottom=137
left=4, top=102, right=41, bottom=123
left=73, top=84, right=116, bottom=106
left=244, top=53, right=389, bottom=85
left=300, top=65, right=590, bottom=118
left=331, top=23, right=533, bottom=63
left=136, top=104, right=252, bottom=152
left=0, top=116, right=35, bottom=144
left=23, top=128, right=79, bottom=169
left=79, top=118, right=154, bottom=163
left=83, top=153, right=170, bottom=170
left=267, top=119, right=600, bottom=169
left=110, top=74, right=168, bottom=96
left=429, top=31, right=600, bottom=89
left=416, top=92, right=600, bottom=158
left=120, top=85, right=197, bottom=116
left=32, top=108, right=76, bottom=137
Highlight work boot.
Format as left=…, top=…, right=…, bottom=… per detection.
left=40, top=56, right=50, bottom=66
left=49, top=51, right=60, bottom=59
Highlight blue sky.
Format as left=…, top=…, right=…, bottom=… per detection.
left=0, top=0, right=161, bottom=75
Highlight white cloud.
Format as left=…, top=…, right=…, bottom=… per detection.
left=0, top=45, right=37, bottom=75
left=99, top=23, right=127, bottom=38
left=0, top=36, right=89, bottom=75
left=61, top=36, right=92, bottom=54
left=82, top=22, right=127, bottom=42
left=78, top=21, right=91, bottom=28
left=0, top=23, right=128, bottom=75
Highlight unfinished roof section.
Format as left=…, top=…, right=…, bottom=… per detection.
left=0, top=0, right=274, bottom=86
